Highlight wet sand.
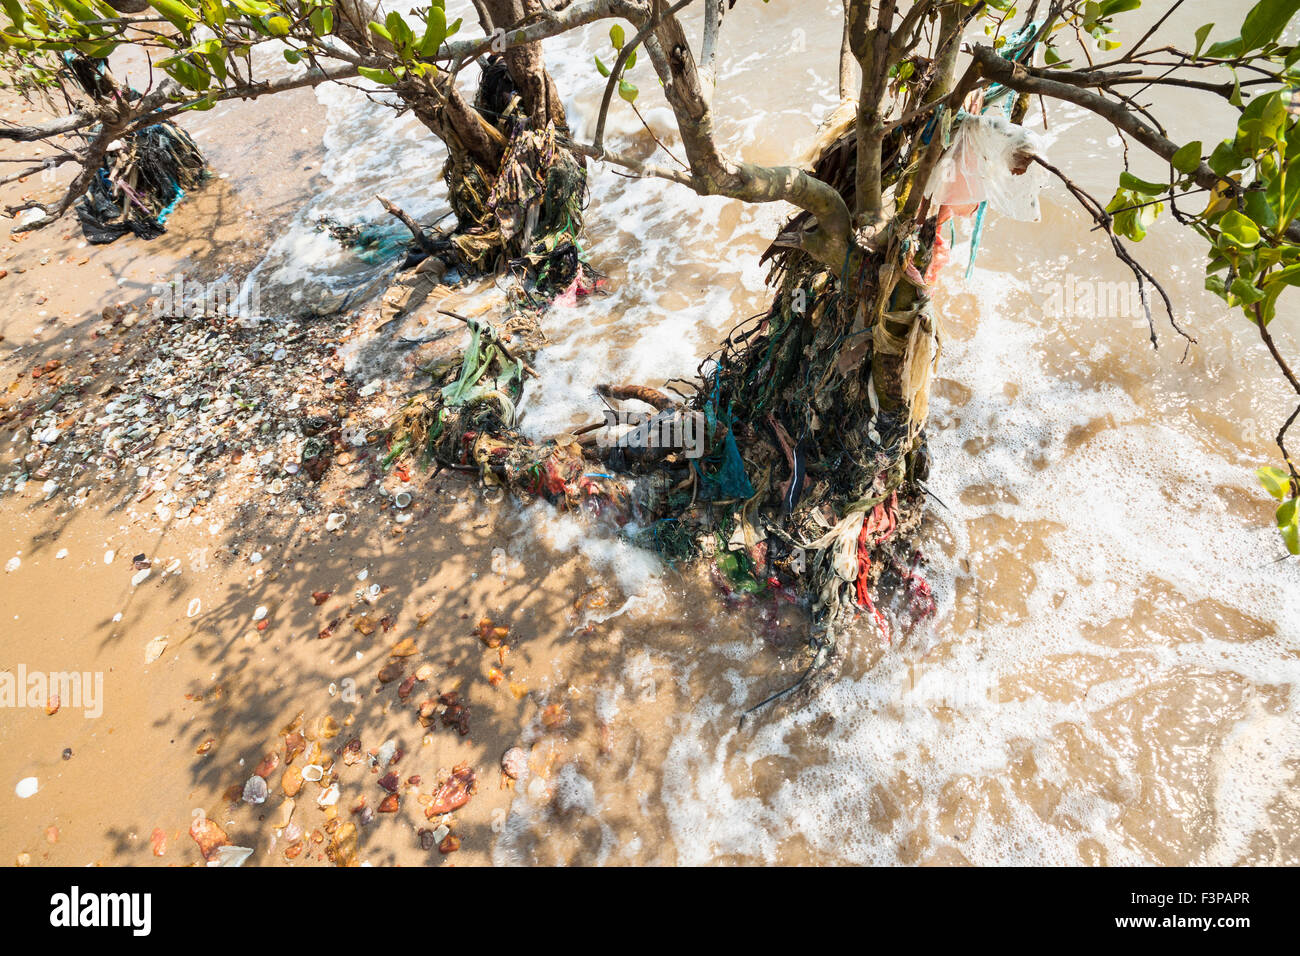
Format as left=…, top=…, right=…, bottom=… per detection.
left=3, top=0, right=1299, bottom=867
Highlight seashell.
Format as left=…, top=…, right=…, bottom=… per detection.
left=325, top=512, right=346, bottom=532
left=242, top=774, right=268, bottom=805
left=301, top=764, right=324, bottom=782
left=212, top=845, right=253, bottom=867
left=274, top=799, right=295, bottom=829
left=501, top=747, right=528, bottom=781
left=144, top=635, right=168, bottom=663
left=393, top=491, right=412, bottom=509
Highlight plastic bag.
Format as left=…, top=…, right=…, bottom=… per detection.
left=924, top=112, right=1048, bottom=222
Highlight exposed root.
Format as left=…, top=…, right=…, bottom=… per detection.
left=374, top=91, right=941, bottom=722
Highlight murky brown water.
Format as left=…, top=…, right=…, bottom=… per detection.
left=1, top=0, right=1297, bottom=866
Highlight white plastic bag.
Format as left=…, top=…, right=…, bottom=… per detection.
left=924, top=112, right=1048, bottom=221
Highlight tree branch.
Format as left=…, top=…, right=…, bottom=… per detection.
left=629, top=0, right=852, bottom=269
left=1032, top=155, right=1195, bottom=352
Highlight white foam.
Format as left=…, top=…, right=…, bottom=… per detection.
left=241, top=0, right=1300, bottom=865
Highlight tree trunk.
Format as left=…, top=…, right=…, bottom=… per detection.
left=363, top=0, right=585, bottom=281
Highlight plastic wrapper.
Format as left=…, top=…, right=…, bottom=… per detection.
left=924, top=112, right=1048, bottom=221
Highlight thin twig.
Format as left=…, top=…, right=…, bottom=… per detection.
left=1033, top=155, right=1195, bottom=355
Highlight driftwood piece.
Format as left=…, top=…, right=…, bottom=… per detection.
left=376, top=194, right=439, bottom=256
left=595, top=384, right=676, bottom=411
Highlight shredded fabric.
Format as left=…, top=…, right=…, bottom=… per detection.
left=75, top=122, right=206, bottom=244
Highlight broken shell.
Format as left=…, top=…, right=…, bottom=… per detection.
left=501, top=747, right=528, bottom=781
left=242, top=774, right=268, bottom=805
left=274, top=798, right=295, bottom=829
left=328, top=821, right=358, bottom=866
left=374, top=739, right=397, bottom=769
left=317, top=784, right=340, bottom=807
left=212, top=845, right=254, bottom=867
left=393, top=491, right=412, bottom=509
left=189, top=818, right=229, bottom=861
left=325, top=512, right=347, bottom=532
left=541, top=703, right=570, bottom=730
left=284, top=731, right=305, bottom=763
left=301, top=764, right=325, bottom=782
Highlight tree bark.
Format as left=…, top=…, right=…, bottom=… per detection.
left=479, top=0, right=569, bottom=130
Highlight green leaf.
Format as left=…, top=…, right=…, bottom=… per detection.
left=149, top=0, right=198, bottom=33
left=1171, top=140, right=1202, bottom=174
left=1241, top=0, right=1300, bottom=52
left=609, top=22, right=624, bottom=50
left=1259, top=465, right=1291, bottom=499
left=385, top=10, right=412, bottom=48
left=309, top=7, right=331, bottom=35
left=419, top=3, right=446, bottom=55
left=228, top=0, right=273, bottom=14
left=266, top=14, right=290, bottom=36
left=2, top=0, right=25, bottom=29
left=1193, top=22, right=1214, bottom=56
left=1204, top=36, right=1245, bottom=58
left=358, top=65, right=397, bottom=85
left=1230, top=277, right=1267, bottom=304
left=1100, top=0, right=1141, bottom=14
left=618, top=77, right=637, bottom=103
left=1209, top=140, right=1246, bottom=176
left=206, top=47, right=226, bottom=82
left=594, top=53, right=610, bottom=77
left=1119, top=170, right=1167, bottom=195
left=1218, top=209, right=1262, bottom=248
left=1278, top=497, right=1300, bottom=553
